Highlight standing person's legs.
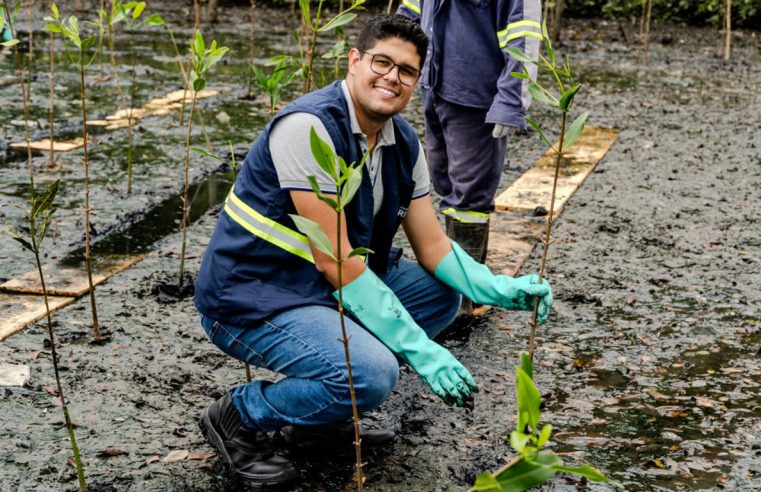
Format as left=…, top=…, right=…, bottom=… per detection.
left=422, top=88, right=452, bottom=202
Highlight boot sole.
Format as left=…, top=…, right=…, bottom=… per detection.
left=198, top=412, right=295, bottom=490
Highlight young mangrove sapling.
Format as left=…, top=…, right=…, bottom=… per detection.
left=178, top=31, right=228, bottom=290
left=506, top=22, right=588, bottom=360
left=7, top=180, right=88, bottom=492
left=470, top=353, right=621, bottom=490
left=44, top=3, right=106, bottom=341
left=1, top=1, right=35, bottom=189
left=288, top=128, right=369, bottom=491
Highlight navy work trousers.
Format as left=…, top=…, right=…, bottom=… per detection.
left=422, top=88, right=508, bottom=214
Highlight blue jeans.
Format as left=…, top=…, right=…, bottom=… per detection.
left=200, top=259, right=461, bottom=432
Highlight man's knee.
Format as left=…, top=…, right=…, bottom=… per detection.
left=352, top=351, right=399, bottom=412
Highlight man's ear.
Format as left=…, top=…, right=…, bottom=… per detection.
left=347, top=48, right=361, bottom=75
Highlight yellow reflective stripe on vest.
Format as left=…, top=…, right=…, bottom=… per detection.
left=497, top=20, right=542, bottom=48
left=402, top=0, right=420, bottom=14
left=224, top=186, right=315, bottom=264
left=442, top=207, right=490, bottom=224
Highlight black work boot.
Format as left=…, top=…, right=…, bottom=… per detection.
left=445, top=215, right=490, bottom=315
left=199, top=392, right=296, bottom=488
left=280, top=419, right=395, bottom=453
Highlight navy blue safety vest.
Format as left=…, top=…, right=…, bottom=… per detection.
left=194, top=81, right=420, bottom=326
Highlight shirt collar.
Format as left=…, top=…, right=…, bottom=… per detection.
left=341, top=80, right=396, bottom=147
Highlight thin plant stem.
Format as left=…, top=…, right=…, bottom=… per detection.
left=80, top=66, right=101, bottom=340
left=5, top=11, right=34, bottom=190
left=127, top=27, right=136, bottom=194
left=195, top=106, right=212, bottom=153
left=34, top=247, right=87, bottom=491
left=467, top=455, right=523, bottom=491
left=108, top=0, right=124, bottom=100
left=528, top=111, right=566, bottom=361
left=642, top=0, right=652, bottom=65
left=49, top=2, right=55, bottom=170
left=163, top=26, right=188, bottom=125
left=303, top=0, right=324, bottom=93
left=246, top=0, right=256, bottom=98
left=193, top=0, right=200, bottom=30
left=724, top=0, right=731, bottom=60
left=25, top=0, right=33, bottom=82
left=178, top=94, right=198, bottom=289
left=334, top=194, right=364, bottom=492
left=245, top=363, right=252, bottom=383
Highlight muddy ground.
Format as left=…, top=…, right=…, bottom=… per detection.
left=1, top=3, right=760, bottom=491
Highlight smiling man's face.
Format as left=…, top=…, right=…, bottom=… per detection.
left=346, top=36, right=421, bottom=132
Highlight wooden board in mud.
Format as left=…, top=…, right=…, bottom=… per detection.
left=10, top=138, right=86, bottom=152
left=495, top=126, right=619, bottom=214
left=0, top=255, right=144, bottom=297
left=0, top=293, right=76, bottom=342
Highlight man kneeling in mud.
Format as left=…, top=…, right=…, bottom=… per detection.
left=194, top=14, right=553, bottom=488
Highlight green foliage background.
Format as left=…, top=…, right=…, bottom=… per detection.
left=564, top=0, right=760, bottom=28
left=217, top=0, right=760, bottom=28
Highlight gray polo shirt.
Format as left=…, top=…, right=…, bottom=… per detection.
left=269, top=81, right=430, bottom=216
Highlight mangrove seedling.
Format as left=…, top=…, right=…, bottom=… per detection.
left=252, top=58, right=298, bottom=114
left=7, top=180, right=88, bottom=492
left=1, top=1, right=34, bottom=189
left=178, top=31, right=228, bottom=290
left=139, top=12, right=190, bottom=125
left=506, top=22, right=588, bottom=360
left=104, top=0, right=125, bottom=98
left=288, top=128, right=369, bottom=491
left=470, top=353, right=621, bottom=491
left=45, top=3, right=106, bottom=341
left=297, top=0, right=365, bottom=93
left=114, top=0, right=147, bottom=195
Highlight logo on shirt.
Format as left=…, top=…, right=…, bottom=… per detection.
left=397, top=206, right=408, bottom=218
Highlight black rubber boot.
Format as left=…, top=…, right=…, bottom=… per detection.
left=199, top=392, right=296, bottom=488
left=445, top=216, right=490, bottom=315
left=280, top=419, right=395, bottom=452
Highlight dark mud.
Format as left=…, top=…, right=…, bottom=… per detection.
left=1, top=3, right=760, bottom=491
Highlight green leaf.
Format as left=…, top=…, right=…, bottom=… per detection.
left=44, top=24, right=62, bottom=33
left=192, top=77, right=206, bottom=92
left=68, top=15, right=79, bottom=36
left=306, top=176, right=339, bottom=211
left=525, top=117, right=555, bottom=151
left=141, top=13, right=165, bottom=26
left=191, top=146, right=222, bottom=161
left=528, top=82, right=558, bottom=108
left=132, top=1, right=145, bottom=19
left=552, top=464, right=615, bottom=483
left=516, top=366, right=541, bottom=434
left=505, top=46, right=532, bottom=64
left=559, top=84, right=581, bottom=112
left=495, top=454, right=562, bottom=489
left=1, top=39, right=19, bottom=46
left=519, top=351, right=534, bottom=380
left=472, top=471, right=502, bottom=492
left=309, top=126, right=337, bottom=180
left=562, top=111, right=588, bottom=150
left=321, top=39, right=346, bottom=59
left=298, top=0, right=312, bottom=31
left=193, top=30, right=204, bottom=58
left=509, top=430, right=530, bottom=454
left=340, top=165, right=363, bottom=207
left=347, top=246, right=372, bottom=259
left=318, top=12, right=357, bottom=32
left=80, top=34, right=96, bottom=52
left=510, top=70, right=529, bottom=80
left=12, top=235, right=34, bottom=252
left=536, top=424, right=552, bottom=449
left=31, top=180, right=59, bottom=219
left=288, top=214, right=336, bottom=261
left=52, top=2, right=59, bottom=20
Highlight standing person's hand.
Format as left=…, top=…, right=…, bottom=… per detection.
left=492, top=123, right=511, bottom=138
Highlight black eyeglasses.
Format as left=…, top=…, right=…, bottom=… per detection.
left=359, top=50, right=421, bottom=87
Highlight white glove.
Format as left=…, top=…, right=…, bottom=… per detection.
left=492, top=124, right=511, bottom=138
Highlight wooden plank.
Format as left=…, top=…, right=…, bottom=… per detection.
left=0, top=254, right=144, bottom=297
left=89, top=88, right=219, bottom=129
left=0, top=293, right=76, bottom=342
left=0, top=364, right=31, bottom=387
left=9, top=138, right=86, bottom=152
left=495, top=126, right=618, bottom=214
left=486, top=211, right=545, bottom=277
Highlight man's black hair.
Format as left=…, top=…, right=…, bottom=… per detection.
left=356, top=14, right=428, bottom=68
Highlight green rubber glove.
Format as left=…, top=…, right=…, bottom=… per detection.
left=337, top=268, right=478, bottom=407
left=434, top=242, right=554, bottom=324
